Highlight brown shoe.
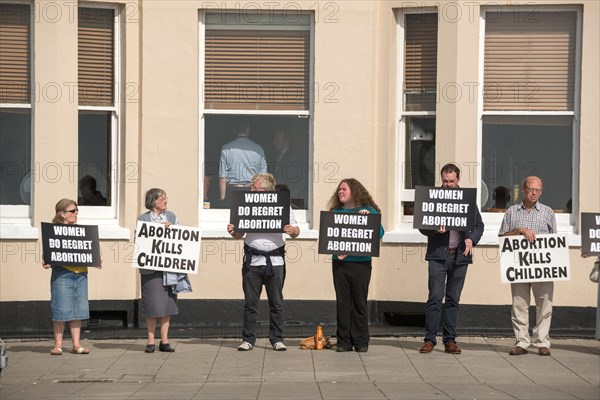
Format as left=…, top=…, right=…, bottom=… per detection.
left=444, top=341, right=461, bottom=354
left=419, top=340, right=435, bottom=353
left=509, top=346, right=528, bottom=355
left=538, top=347, right=551, bottom=356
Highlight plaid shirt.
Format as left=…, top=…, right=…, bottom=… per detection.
left=499, top=201, right=557, bottom=235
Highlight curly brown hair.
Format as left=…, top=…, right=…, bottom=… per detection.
left=328, top=178, right=381, bottom=213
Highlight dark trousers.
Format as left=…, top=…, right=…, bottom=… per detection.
left=242, top=264, right=285, bottom=346
left=424, top=254, right=468, bottom=345
left=332, top=260, right=372, bottom=349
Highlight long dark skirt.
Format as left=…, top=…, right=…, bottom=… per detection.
left=141, top=271, right=178, bottom=318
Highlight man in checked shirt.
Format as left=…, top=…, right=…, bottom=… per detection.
left=499, top=176, right=557, bottom=356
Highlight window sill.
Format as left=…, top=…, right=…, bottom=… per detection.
left=0, top=220, right=39, bottom=239
left=199, top=221, right=319, bottom=239
left=77, top=218, right=131, bottom=240
left=383, top=224, right=581, bottom=247
left=479, top=223, right=581, bottom=247
left=382, top=228, right=427, bottom=244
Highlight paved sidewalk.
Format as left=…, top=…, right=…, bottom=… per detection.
left=0, top=337, right=598, bottom=400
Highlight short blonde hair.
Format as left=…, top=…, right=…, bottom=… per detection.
left=52, top=198, right=77, bottom=224
left=252, top=173, right=275, bottom=191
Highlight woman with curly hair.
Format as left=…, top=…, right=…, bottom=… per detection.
left=328, top=179, right=384, bottom=353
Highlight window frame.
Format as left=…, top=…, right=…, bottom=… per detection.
left=0, top=1, right=35, bottom=237
left=477, top=5, right=582, bottom=237
left=393, top=8, right=438, bottom=235
left=198, top=10, right=315, bottom=237
left=76, top=3, right=121, bottom=224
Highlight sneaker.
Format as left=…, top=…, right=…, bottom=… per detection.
left=237, top=341, right=253, bottom=351
left=273, top=342, right=287, bottom=351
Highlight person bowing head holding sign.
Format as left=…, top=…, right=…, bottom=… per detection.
left=418, top=163, right=484, bottom=355
left=42, top=199, right=101, bottom=355
left=227, top=173, right=299, bottom=352
left=137, top=188, right=191, bottom=354
left=328, top=178, right=384, bottom=353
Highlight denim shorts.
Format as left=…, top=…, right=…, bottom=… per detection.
left=50, top=267, right=90, bottom=321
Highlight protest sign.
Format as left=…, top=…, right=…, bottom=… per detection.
left=581, top=212, right=600, bottom=257
left=230, top=190, right=290, bottom=233
left=318, top=211, right=381, bottom=257
left=499, top=233, right=570, bottom=283
left=413, top=186, right=477, bottom=231
left=41, top=223, right=101, bottom=267
left=133, top=221, right=201, bottom=274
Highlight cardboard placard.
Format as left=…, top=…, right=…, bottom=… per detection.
left=413, top=186, right=477, bottom=231
left=581, top=213, right=600, bottom=257
left=499, top=233, right=570, bottom=283
left=318, top=211, right=381, bottom=257
left=133, top=221, right=201, bottom=274
left=41, top=223, right=101, bottom=267
left=229, top=190, right=290, bottom=233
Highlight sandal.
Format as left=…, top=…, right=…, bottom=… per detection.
left=50, top=348, right=63, bottom=355
left=70, top=347, right=90, bottom=354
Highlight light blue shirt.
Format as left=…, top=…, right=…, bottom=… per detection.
left=219, top=135, right=267, bottom=184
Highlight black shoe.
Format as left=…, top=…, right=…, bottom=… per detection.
left=159, top=342, right=175, bottom=352
left=355, top=346, right=368, bottom=353
left=336, top=346, right=351, bottom=352
left=145, top=344, right=155, bottom=353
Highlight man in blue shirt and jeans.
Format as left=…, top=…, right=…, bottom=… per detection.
left=219, top=119, right=267, bottom=206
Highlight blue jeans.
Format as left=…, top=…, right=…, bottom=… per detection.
left=241, top=264, right=285, bottom=346
left=424, top=254, right=468, bottom=345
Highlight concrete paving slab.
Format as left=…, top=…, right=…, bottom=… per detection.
left=0, top=381, right=92, bottom=400
left=71, top=382, right=149, bottom=399
left=359, top=338, right=423, bottom=383
left=431, top=383, right=518, bottom=400
left=192, top=382, right=260, bottom=399
left=491, top=383, right=582, bottom=400
left=0, top=337, right=597, bottom=400
left=257, top=381, right=322, bottom=399
left=372, top=382, right=453, bottom=400
left=313, top=349, right=371, bottom=382
left=318, top=382, right=387, bottom=400
left=128, top=382, right=203, bottom=399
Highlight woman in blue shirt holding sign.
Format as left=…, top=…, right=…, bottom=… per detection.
left=328, top=179, right=384, bottom=353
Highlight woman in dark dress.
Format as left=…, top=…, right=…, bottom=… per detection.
left=137, top=188, right=182, bottom=353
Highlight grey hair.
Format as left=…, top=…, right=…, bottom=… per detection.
left=144, top=188, right=166, bottom=210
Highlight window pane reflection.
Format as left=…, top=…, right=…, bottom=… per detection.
left=0, top=109, right=31, bottom=205
left=78, top=111, right=111, bottom=206
left=481, top=115, right=572, bottom=213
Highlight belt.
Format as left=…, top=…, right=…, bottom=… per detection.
left=447, top=247, right=458, bottom=254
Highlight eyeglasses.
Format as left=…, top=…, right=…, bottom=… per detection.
left=524, top=187, right=542, bottom=194
left=64, top=208, right=79, bottom=213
